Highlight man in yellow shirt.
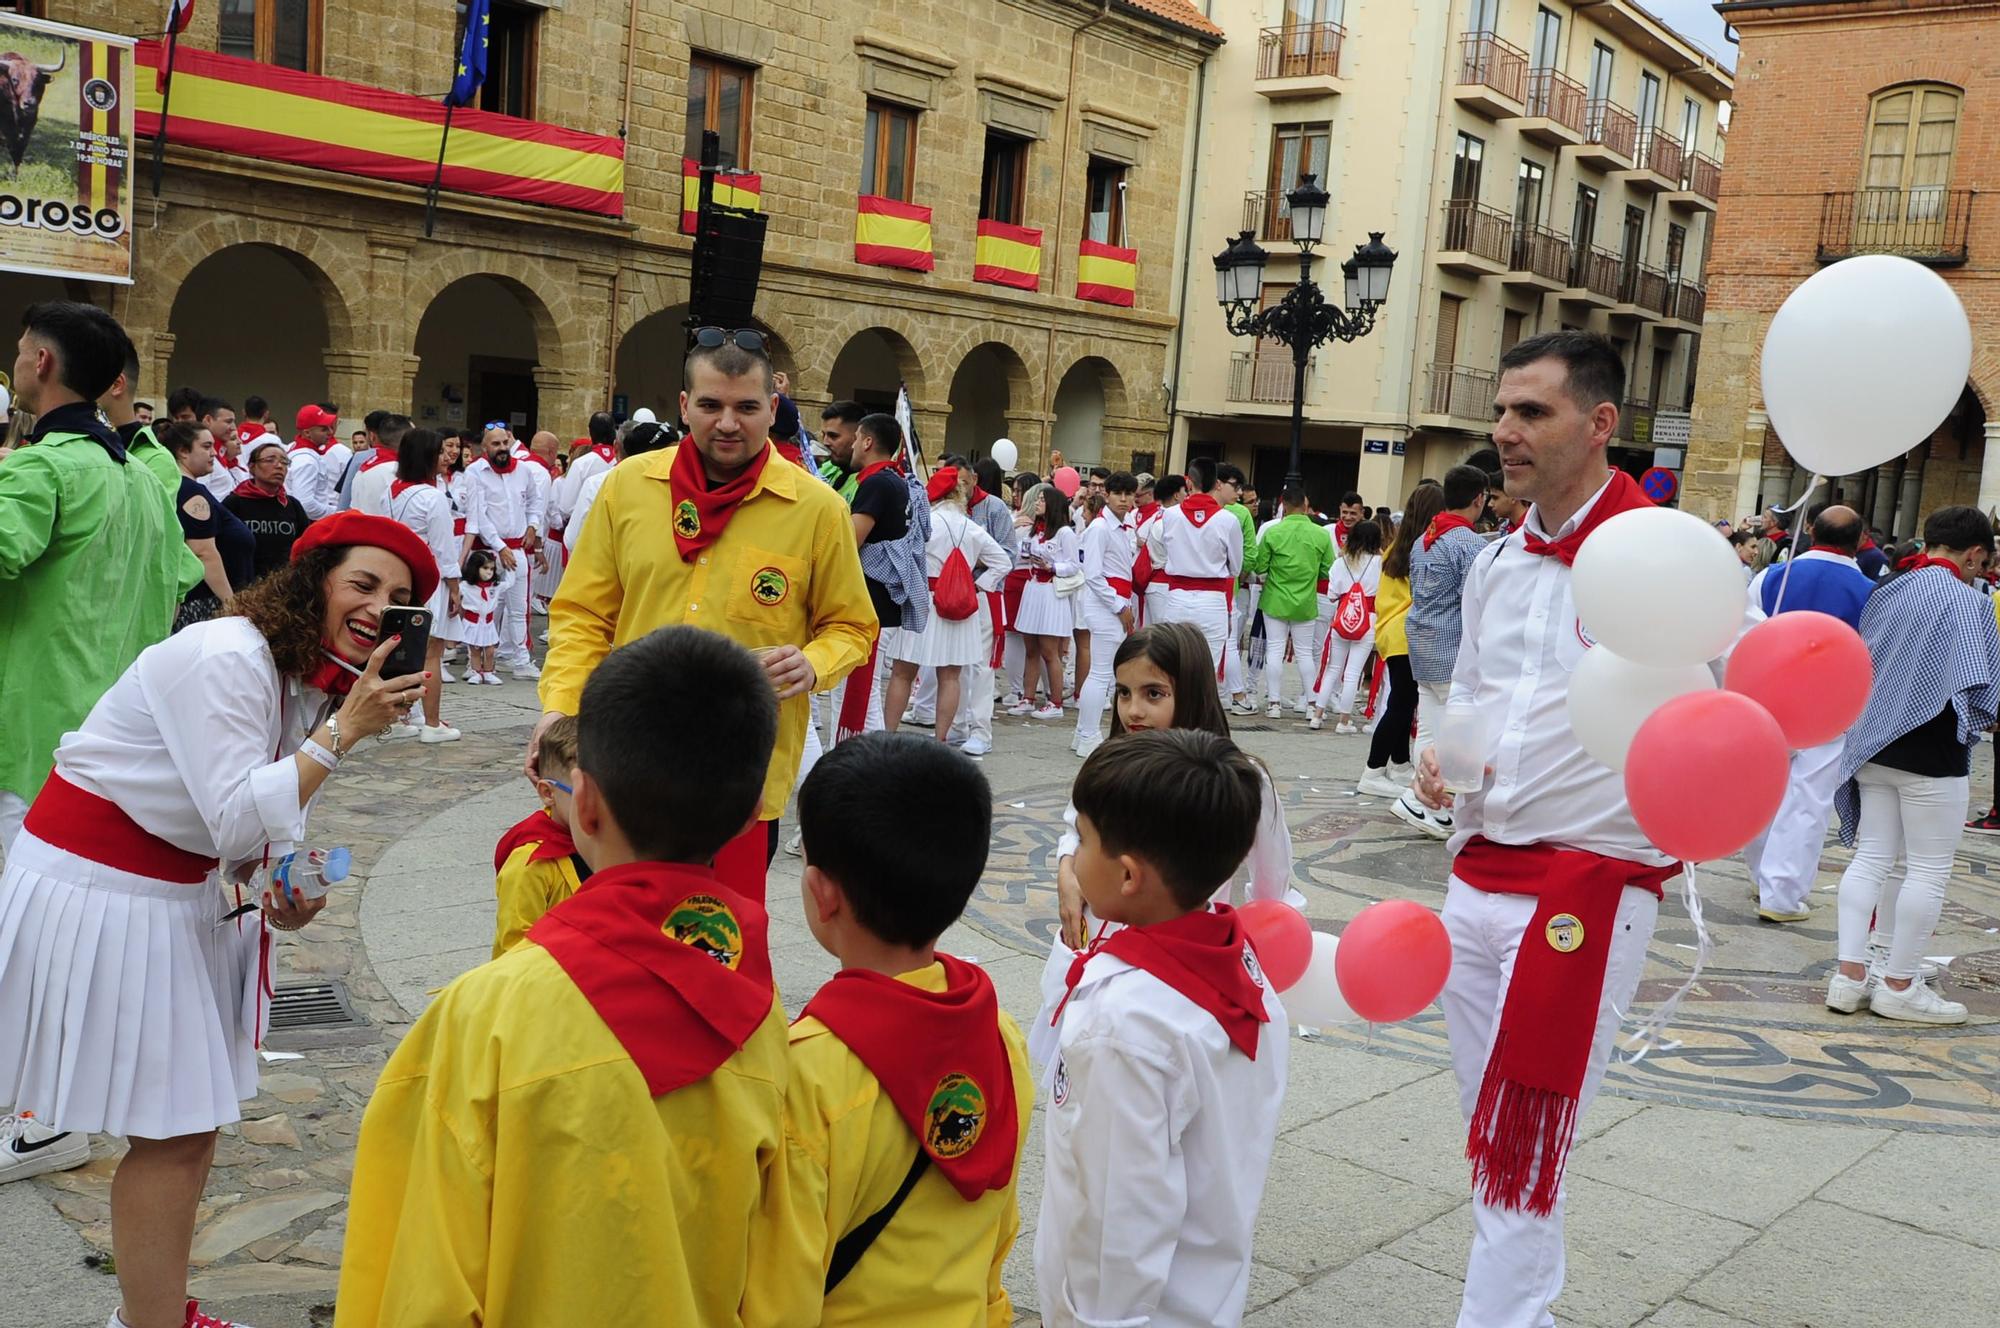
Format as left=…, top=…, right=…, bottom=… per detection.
left=532, top=328, right=876, bottom=906
left=747, top=733, right=1032, bottom=1327
left=340, top=628, right=790, bottom=1326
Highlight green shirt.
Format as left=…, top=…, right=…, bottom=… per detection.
left=0, top=433, right=192, bottom=801
left=1226, top=502, right=1255, bottom=583
left=818, top=459, right=860, bottom=507
left=1251, top=513, right=1336, bottom=622
left=126, top=424, right=206, bottom=592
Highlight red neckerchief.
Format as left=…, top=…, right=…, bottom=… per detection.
left=388, top=479, right=424, bottom=500
left=1134, top=500, right=1160, bottom=526
left=855, top=458, right=899, bottom=488
left=521, top=451, right=557, bottom=477
left=772, top=440, right=806, bottom=467
left=492, top=809, right=578, bottom=873
left=289, top=437, right=326, bottom=456
left=239, top=422, right=268, bottom=443
left=1519, top=470, right=1655, bottom=566
left=1808, top=544, right=1856, bottom=558
left=1057, top=906, right=1270, bottom=1059
left=528, top=862, right=774, bottom=1095
left=666, top=441, right=771, bottom=562
left=592, top=443, right=616, bottom=465
left=1423, top=512, right=1475, bottom=551
left=232, top=479, right=284, bottom=501
left=303, top=649, right=359, bottom=698
left=801, top=955, right=1020, bottom=1200
left=1453, top=837, right=1679, bottom=1215
left=1178, top=493, right=1222, bottom=528
left=358, top=446, right=399, bottom=473
left=1861, top=536, right=1878, bottom=552
left=1897, top=553, right=1965, bottom=580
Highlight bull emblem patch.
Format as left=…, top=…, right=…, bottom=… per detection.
left=751, top=566, right=789, bottom=606
left=664, top=894, right=743, bottom=970
left=674, top=499, right=702, bottom=541
left=925, top=1072, right=986, bottom=1158
left=1545, top=913, right=1585, bottom=954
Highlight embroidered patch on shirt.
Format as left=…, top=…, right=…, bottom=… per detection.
left=926, top=1072, right=987, bottom=1157
left=1051, top=1058, right=1070, bottom=1108
left=751, top=565, right=789, bottom=606
left=663, top=893, right=743, bottom=970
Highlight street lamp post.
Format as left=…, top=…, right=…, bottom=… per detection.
left=1214, top=174, right=1398, bottom=493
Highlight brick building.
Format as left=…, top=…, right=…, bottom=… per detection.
left=1685, top=0, right=2000, bottom=531
left=0, top=0, right=1221, bottom=469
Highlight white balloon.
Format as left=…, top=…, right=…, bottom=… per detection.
left=990, top=437, right=1019, bottom=470
left=1571, top=507, right=1746, bottom=667
left=1761, top=254, right=1972, bottom=478
left=631, top=407, right=657, bottom=424
left=1286, top=932, right=1359, bottom=1029
left=1566, top=646, right=1716, bottom=771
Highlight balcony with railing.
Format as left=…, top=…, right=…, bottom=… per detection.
left=1425, top=363, right=1499, bottom=427
left=1616, top=397, right=1656, bottom=444
left=1664, top=279, right=1706, bottom=331
left=1618, top=128, right=1684, bottom=193
left=1243, top=190, right=1292, bottom=242
left=1504, top=223, right=1572, bottom=290
left=1438, top=198, right=1513, bottom=275
left=1670, top=152, right=1722, bottom=212
left=1615, top=261, right=1671, bottom=317
left=1563, top=244, right=1623, bottom=305
left=1516, top=68, right=1587, bottom=147
left=1229, top=351, right=1310, bottom=405
left=1817, top=188, right=1973, bottom=266
left=1257, top=23, right=1346, bottom=95
left=1455, top=31, right=1527, bottom=118
left=1576, top=98, right=1637, bottom=171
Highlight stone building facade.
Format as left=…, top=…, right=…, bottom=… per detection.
left=1685, top=0, right=2000, bottom=530
left=1, top=0, right=1221, bottom=470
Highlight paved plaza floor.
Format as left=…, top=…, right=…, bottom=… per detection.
left=5, top=668, right=2000, bottom=1328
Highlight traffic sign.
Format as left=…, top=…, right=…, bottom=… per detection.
left=1640, top=467, right=1679, bottom=504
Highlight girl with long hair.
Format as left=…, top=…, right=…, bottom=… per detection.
left=1311, top=519, right=1385, bottom=733
left=1358, top=481, right=1446, bottom=799
left=1008, top=482, right=1080, bottom=720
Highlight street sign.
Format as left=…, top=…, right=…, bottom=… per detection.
left=1364, top=438, right=1389, bottom=454
left=1392, top=440, right=1406, bottom=456
left=1652, top=446, right=1684, bottom=470
left=1640, top=467, right=1679, bottom=504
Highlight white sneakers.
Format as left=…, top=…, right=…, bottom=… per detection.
left=1031, top=704, right=1064, bottom=720
left=1824, top=970, right=1873, bottom=1014
left=1266, top=702, right=1284, bottom=720
left=477, top=672, right=504, bottom=686
left=1869, top=976, right=1968, bottom=1025
left=437, top=663, right=457, bottom=683
left=381, top=722, right=420, bottom=740
left=1072, top=732, right=1103, bottom=759
left=419, top=725, right=462, bottom=744
left=963, top=735, right=992, bottom=756
left=0, top=1112, right=88, bottom=1183
left=1357, top=767, right=1408, bottom=799
left=1334, top=719, right=1361, bottom=735
left=1227, top=699, right=1260, bottom=717
left=511, top=660, right=543, bottom=680
left=1392, top=791, right=1453, bottom=841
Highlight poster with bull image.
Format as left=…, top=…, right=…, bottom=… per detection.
left=0, top=13, right=133, bottom=284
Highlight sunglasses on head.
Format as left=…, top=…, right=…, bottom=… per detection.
left=692, top=326, right=767, bottom=353
left=483, top=421, right=509, bottom=433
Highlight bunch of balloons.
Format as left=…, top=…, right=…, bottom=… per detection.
left=1237, top=898, right=1451, bottom=1027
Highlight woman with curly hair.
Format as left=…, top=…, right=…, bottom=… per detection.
left=0, top=512, right=437, bottom=1328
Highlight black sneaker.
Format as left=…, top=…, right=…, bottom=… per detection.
left=1966, top=809, right=2000, bottom=835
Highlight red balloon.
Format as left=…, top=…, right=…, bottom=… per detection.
left=1237, top=900, right=1311, bottom=992
left=1333, top=900, right=1451, bottom=1023
left=1724, top=610, right=1873, bottom=748
left=1052, top=466, right=1082, bottom=498
left=1625, top=690, right=1788, bottom=861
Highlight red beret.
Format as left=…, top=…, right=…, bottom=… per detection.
left=925, top=466, right=960, bottom=504
left=290, top=511, right=440, bottom=603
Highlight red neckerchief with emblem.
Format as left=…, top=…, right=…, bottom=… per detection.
left=591, top=443, right=616, bottom=465
left=528, top=862, right=774, bottom=1095
left=1518, top=469, right=1654, bottom=566
left=492, top=809, right=577, bottom=873
left=358, top=446, right=399, bottom=473
left=666, top=441, right=771, bottom=562
left=1058, top=906, right=1270, bottom=1059
left=1422, top=512, right=1475, bottom=551
left=1177, top=494, right=1222, bottom=529
left=800, top=954, right=1020, bottom=1200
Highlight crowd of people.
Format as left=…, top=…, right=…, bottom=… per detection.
left=0, top=304, right=1994, bottom=1328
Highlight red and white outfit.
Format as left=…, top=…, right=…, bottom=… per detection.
left=285, top=438, right=337, bottom=520
left=1144, top=495, right=1244, bottom=679
left=1132, top=500, right=1168, bottom=626
left=1015, top=524, right=1080, bottom=638
left=457, top=574, right=506, bottom=649
left=517, top=447, right=561, bottom=607
left=389, top=480, right=463, bottom=645
left=552, top=443, right=615, bottom=551
left=0, top=617, right=325, bottom=1138
left=349, top=445, right=403, bottom=517
left=892, top=502, right=1010, bottom=668
left=201, top=449, right=250, bottom=502
left=1073, top=509, right=1135, bottom=746
left=1313, top=551, right=1380, bottom=717
left=461, top=455, right=543, bottom=667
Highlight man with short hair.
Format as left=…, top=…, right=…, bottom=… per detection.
left=1336, top=490, right=1365, bottom=547
left=536, top=335, right=876, bottom=905
left=97, top=345, right=181, bottom=501
left=1086, top=465, right=1111, bottom=499
left=553, top=411, right=618, bottom=543
left=133, top=401, right=153, bottom=424
left=348, top=413, right=414, bottom=517
left=1486, top=471, right=1528, bottom=535
left=1395, top=463, right=1491, bottom=840
left=198, top=396, right=246, bottom=501
left=463, top=424, right=546, bottom=678
left=165, top=385, right=201, bottom=422
left=1251, top=483, right=1336, bottom=721
left=336, top=409, right=394, bottom=510
left=1144, top=458, right=1243, bottom=689
left=285, top=403, right=341, bottom=519
left=236, top=393, right=272, bottom=445
left=817, top=399, right=868, bottom=503
left=838, top=413, right=930, bottom=742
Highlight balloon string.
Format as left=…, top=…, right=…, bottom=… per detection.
left=1768, top=474, right=1823, bottom=618
left=1619, top=860, right=1711, bottom=1064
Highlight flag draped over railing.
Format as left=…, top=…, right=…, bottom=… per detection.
left=856, top=195, right=935, bottom=271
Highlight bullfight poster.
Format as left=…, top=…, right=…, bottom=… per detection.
left=0, top=14, right=134, bottom=284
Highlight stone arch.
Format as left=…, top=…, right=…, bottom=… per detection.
left=402, top=250, right=568, bottom=357
left=944, top=340, right=1037, bottom=461
left=411, top=273, right=551, bottom=434
left=130, top=215, right=362, bottom=350
left=163, top=242, right=354, bottom=425
left=824, top=325, right=928, bottom=411
left=808, top=308, right=938, bottom=403
left=1048, top=355, right=1133, bottom=468
left=613, top=299, right=800, bottom=423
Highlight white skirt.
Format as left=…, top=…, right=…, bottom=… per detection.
left=1014, top=580, right=1075, bottom=637
left=0, top=833, right=265, bottom=1138
left=459, top=614, right=500, bottom=649
left=894, top=608, right=984, bottom=667
left=427, top=579, right=462, bottom=644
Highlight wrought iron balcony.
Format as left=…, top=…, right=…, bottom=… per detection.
left=1669, top=280, right=1706, bottom=326
left=1507, top=223, right=1572, bottom=287
left=1455, top=31, right=1527, bottom=116
left=1578, top=98, right=1637, bottom=169
left=1228, top=351, right=1311, bottom=404
left=1566, top=244, right=1623, bottom=303
left=1243, top=189, right=1292, bottom=242
left=1520, top=68, right=1587, bottom=145
left=1817, top=188, right=1973, bottom=266
left=1617, top=261, right=1671, bottom=316
left=1259, top=23, right=1344, bottom=81
left=1426, top=363, right=1498, bottom=423
left=1683, top=152, right=1722, bottom=204
left=1628, top=128, right=1685, bottom=192
left=1440, top=198, right=1513, bottom=271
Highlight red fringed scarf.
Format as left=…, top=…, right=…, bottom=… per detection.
left=802, top=955, right=1020, bottom=1200
left=1453, top=837, right=1679, bottom=1214
left=1055, top=906, right=1271, bottom=1059
left=1518, top=470, right=1655, bottom=566
left=667, top=441, right=770, bottom=562
left=1422, top=513, right=1475, bottom=551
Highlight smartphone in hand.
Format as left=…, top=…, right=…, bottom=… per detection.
left=376, top=605, right=432, bottom=679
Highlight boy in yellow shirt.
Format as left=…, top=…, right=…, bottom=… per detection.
left=490, top=714, right=590, bottom=957
left=747, top=732, right=1033, bottom=1327
left=338, top=626, right=789, bottom=1327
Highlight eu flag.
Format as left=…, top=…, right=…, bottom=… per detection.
left=446, top=0, right=490, bottom=108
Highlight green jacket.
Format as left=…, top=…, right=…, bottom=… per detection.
left=1226, top=502, right=1256, bottom=583
left=818, top=459, right=860, bottom=507
left=1251, top=513, right=1336, bottom=622
left=0, top=431, right=192, bottom=802
left=126, top=423, right=206, bottom=591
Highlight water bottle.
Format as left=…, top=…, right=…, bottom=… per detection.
left=272, top=847, right=351, bottom=903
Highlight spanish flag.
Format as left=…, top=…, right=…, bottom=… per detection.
left=856, top=195, right=935, bottom=272
left=973, top=220, right=1042, bottom=291
left=1077, top=239, right=1138, bottom=307
left=681, top=158, right=762, bottom=234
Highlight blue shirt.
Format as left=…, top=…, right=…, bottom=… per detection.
left=1757, top=550, right=1874, bottom=628
left=1406, top=525, right=1487, bottom=682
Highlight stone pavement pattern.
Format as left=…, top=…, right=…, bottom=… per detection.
left=6, top=673, right=2000, bottom=1328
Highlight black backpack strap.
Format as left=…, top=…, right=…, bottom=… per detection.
left=824, top=1147, right=930, bottom=1294
left=568, top=853, right=593, bottom=884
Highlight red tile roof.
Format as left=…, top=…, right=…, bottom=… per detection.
left=1117, top=0, right=1226, bottom=40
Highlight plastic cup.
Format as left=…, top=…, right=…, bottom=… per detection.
left=1434, top=701, right=1489, bottom=795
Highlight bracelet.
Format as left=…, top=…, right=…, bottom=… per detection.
left=268, top=916, right=305, bottom=932
left=299, top=740, right=340, bottom=772
left=325, top=714, right=346, bottom=759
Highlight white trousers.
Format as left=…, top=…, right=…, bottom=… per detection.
left=1003, top=631, right=1027, bottom=700
left=491, top=547, right=532, bottom=664
left=1157, top=588, right=1230, bottom=685
left=1835, top=763, right=1968, bottom=978
left=1142, top=585, right=1171, bottom=631
left=1413, top=680, right=1453, bottom=760
left=0, top=790, right=25, bottom=864
left=1223, top=598, right=1248, bottom=696
left=1315, top=629, right=1376, bottom=717
left=1440, top=877, right=1660, bottom=1328
left=1263, top=617, right=1320, bottom=707
left=1742, top=738, right=1844, bottom=913
left=796, top=692, right=825, bottom=793
left=1075, top=603, right=1129, bottom=742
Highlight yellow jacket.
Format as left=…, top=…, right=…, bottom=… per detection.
left=491, top=843, right=585, bottom=959
left=541, top=445, right=878, bottom=819
left=1374, top=572, right=1413, bottom=659
left=745, top=964, right=1034, bottom=1328
left=337, top=941, right=789, bottom=1327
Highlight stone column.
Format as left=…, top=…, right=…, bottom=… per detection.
left=909, top=400, right=951, bottom=462
left=1868, top=461, right=1901, bottom=532
left=1899, top=445, right=1931, bottom=540
left=573, top=263, right=618, bottom=412
left=1732, top=409, right=1767, bottom=522
left=1979, top=423, right=2000, bottom=516
left=531, top=366, right=590, bottom=438
left=322, top=350, right=372, bottom=433
left=148, top=331, right=177, bottom=409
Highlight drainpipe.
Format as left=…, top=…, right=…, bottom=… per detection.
left=1162, top=0, right=1214, bottom=478
left=1043, top=0, right=1115, bottom=469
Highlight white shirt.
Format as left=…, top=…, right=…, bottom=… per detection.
left=567, top=465, right=616, bottom=556
left=201, top=456, right=249, bottom=502
left=52, top=616, right=324, bottom=872
left=552, top=446, right=613, bottom=533
left=517, top=449, right=555, bottom=527
left=322, top=441, right=355, bottom=508
left=388, top=482, right=461, bottom=607
left=1081, top=510, right=1137, bottom=614
left=348, top=451, right=401, bottom=517
left=284, top=442, right=336, bottom=520
left=461, top=456, right=544, bottom=546
left=925, top=504, right=1012, bottom=590
left=1026, top=525, right=1082, bottom=578
left=1145, top=502, right=1243, bottom=582
left=1036, top=949, right=1287, bottom=1328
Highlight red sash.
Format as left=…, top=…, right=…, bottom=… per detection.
left=1056, top=906, right=1270, bottom=1059
left=1000, top=566, right=1031, bottom=630
left=986, top=590, right=1006, bottom=668
left=1520, top=470, right=1656, bottom=566
left=25, top=772, right=218, bottom=884
left=528, top=862, right=774, bottom=1096
left=1453, top=837, right=1679, bottom=1215
left=1106, top=576, right=1133, bottom=599
left=801, top=956, right=1020, bottom=1200
left=835, top=639, right=881, bottom=744
left=493, top=809, right=577, bottom=873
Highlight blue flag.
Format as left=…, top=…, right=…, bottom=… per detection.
left=446, top=0, right=490, bottom=108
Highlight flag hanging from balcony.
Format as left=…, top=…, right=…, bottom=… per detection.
left=446, top=0, right=490, bottom=108
left=973, top=219, right=1042, bottom=290
left=1076, top=239, right=1137, bottom=306
left=681, top=158, right=762, bottom=234
left=855, top=195, right=934, bottom=272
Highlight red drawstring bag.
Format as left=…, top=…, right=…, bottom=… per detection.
left=1331, top=581, right=1373, bottom=641
left=932, top=535, right=980, bottom=621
